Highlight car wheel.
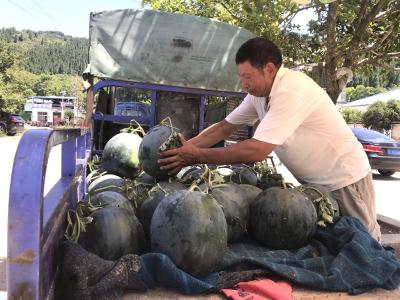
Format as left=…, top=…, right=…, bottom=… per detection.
left=378, top=170, right=396, bottom=176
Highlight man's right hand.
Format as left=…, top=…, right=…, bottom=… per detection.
left=158, top=133, right=200, bottom=175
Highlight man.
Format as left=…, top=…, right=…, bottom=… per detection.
left=158, top=37, right=381, bottom=241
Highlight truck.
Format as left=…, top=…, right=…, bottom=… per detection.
left=7, top=8, right=400, bottom=300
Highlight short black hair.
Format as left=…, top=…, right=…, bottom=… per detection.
left=235, top=37, right=282, bottom=70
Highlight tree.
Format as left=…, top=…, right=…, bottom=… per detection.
left=141, top=0, right=400, bottom=103
left=341, top=107, right=363, bottom=123
left=362, top=99, right=400, bottom=131
left=345, top=85, right=386, bottom=102
left=0, top=40, right=16, bottom=75
left=64, top=109, right=74, bottom=122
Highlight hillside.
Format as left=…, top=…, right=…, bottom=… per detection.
left=0, top=27, right=88, bottom=75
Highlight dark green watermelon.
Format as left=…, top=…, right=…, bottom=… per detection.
left=150, top=190, right=227, bottom=276
left=210, top=183, right=250, bottom=243
left=88, top=174, right=125, bottom=195
left=250, top=187, right=318, bottom=249
left=230, top=165, right=258, bottom=186
left=138, top=180, right=186, bottom=237
left=138, top=125, right=180, bottom=180
left=178, top=165, right=204, bottom=184
left=101, top=132, right=142, bottom=179
left=236, top=184, right=262, bottom=206
left=79, top=207, right=146, bottom=260
left=89, top=190, right=135, bottom=215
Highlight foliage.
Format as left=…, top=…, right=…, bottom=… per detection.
left=0, top=39, right=17, bottom=75
left=341, top=107, right=363, bottom=123
left=362, top=99, right=400, bottom=131
left=0, top=28, right=88, bottom=75
left=345, top=85, right=387, bottom=102
left=0, top=29, right=87, bottom=114
left=64, top=109, right=74, bottom=121
left=141, top=0, right=400, bottom=103
left=350, top=64, right=400, bottom=89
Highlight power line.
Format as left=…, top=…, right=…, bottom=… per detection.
left=30, top=0, right=73, bottom=35
left=8, top=0, right=43, bottom=23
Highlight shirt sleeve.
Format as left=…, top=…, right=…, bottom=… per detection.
left=225, top=94, right=259, bottom=126
left=253, top=90, right=321, bottom=145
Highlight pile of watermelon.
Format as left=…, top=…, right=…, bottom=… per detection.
left=65, top=121, right=339, bottom=276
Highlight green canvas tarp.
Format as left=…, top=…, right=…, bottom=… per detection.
left=87, top=9, right=255, bottom=92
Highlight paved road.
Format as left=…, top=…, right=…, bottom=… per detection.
left=0, top=133, right=399, bottom=295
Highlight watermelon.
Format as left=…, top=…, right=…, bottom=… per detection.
left=138, top=124, right=181, bottom=180
left=101, top=132, right=142, bottom=179
left=150, top=190, right=227, bottom=276
left=87, top=174, right=126, bottom=195
left=89, top=190, right=135, bottom=215
left=230, top=165, right=258, bottom=186
left=210, top=183, right=250, bottom=243
left=138, top=180, right=186, bottom=237
left=236, top=184, right=262, bottom=206
left=79, top=207, right=146, bottom=260
left=250, top=187, right=318, bottom=249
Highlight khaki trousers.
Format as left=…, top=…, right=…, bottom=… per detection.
left=331, top=172, right=381, bottom=242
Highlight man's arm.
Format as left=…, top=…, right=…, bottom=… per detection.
left=188, top=120, right=242, bottom=148
left=159, top=136, right=276, bottom=174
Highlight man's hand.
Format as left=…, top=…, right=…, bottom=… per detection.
left=158, top=133, right=199, bottom=175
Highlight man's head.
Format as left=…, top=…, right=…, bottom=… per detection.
left=235, top=38, right=282, bottom=97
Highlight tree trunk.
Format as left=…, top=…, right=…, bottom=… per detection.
left=325, top=2, right=339, bottom=104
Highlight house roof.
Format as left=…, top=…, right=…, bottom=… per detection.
left=341, top=89, right=400, bottom=108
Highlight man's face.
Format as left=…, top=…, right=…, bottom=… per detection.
left=237, top=61, right=276, bottom=98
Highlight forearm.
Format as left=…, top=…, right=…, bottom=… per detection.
left=195, top=139, right=275, bottom=165
left=189, top=120, right=240, bottom=148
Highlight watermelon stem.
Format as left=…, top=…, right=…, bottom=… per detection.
left=298, top=186, right=336, bottom=227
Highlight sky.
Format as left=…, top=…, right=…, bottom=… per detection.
left=1, top=0, right=315, bottom=38
left=1, top=0, right=142, bottom=38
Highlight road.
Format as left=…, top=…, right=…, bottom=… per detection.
left=0, top=134, right=399, bottom=296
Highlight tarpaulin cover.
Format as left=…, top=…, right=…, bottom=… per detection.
left=87, top=9, right=256, bottom=92
left=138, top=216, right=400, bottom=295
left=60, top=216, right=400, bottom=299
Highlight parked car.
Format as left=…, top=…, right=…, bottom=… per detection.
left=114, top=101, right=150, bottom=118
left=0, top=111, right=25, bottom=136
left=351, top=127, right=400, bottom=176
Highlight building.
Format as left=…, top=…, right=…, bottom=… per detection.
left=338, top=89, right=400, bottom=112
left=24, top=95, right=77, bottom=125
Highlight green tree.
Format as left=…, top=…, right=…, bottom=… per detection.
left=341, top=107, right=363, bottom=123
left=0, top=39, right=16, bottom=75
left=361, top=100, right=400, bottom=131
left=345, top=85, right=387, bottom=101
left=141, top=0, right=400, bottom=103
left=0, top=67, right=38, bottom=112
left=386, top=99, right=400, bottom=122
left=64, top=109, right=74, bottom=122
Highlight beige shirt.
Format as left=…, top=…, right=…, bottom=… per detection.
left=225, top=67, right=371, bottom=191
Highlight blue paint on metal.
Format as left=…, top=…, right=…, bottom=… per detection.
left=150, top=90, right=157, bottom=127
left=199, top=95, right=205, bottom=131
left=62, top=138, right=75, bottom=177
left=8, top=128, right=90, bottom=300
left=92, top=113, right=152, bottom=127
left=92, top=79, right=246, bottom=98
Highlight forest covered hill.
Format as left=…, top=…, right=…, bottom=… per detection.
left=0, top=27, right=87, bottom=75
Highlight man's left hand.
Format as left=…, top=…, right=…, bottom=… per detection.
left=158, top=133, right=199, bottom=175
